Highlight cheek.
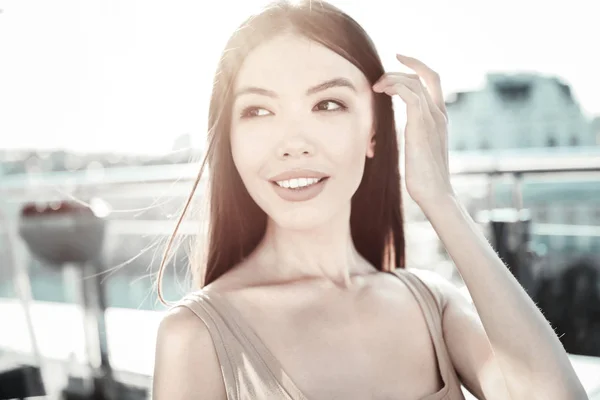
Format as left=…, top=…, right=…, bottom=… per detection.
left=323, top=111, right=373, bottom=194
left=230, top=128, right=268, bottom=181
left=317, top=113, right=371, bottom=165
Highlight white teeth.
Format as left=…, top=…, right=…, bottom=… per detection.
left=276, top=177, right=322, bottom=189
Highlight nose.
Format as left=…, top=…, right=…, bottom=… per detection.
left=276, top=136, right=316, bottom=160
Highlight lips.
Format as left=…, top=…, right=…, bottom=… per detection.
left=270, top=175, right=330, bottom=202
left=268, top=169, right=330, bottom=182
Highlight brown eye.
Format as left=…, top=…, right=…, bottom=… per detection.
left=241, top=107, right=272, bottom=119
left=313, top=100, right=346, bottom=112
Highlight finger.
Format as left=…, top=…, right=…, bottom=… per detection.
left=396, top=54, right=447, bottom=117
left=378, top=82, right=420, bottom=106
left=373, top=74, right=436, bottom=126
left=373, top=71, right=419, bottom=87
left=373, top=72, right=420, bottom=93
left=376, top=72, right=446, bottom=126
left=377, top=81, right=431, bottom=135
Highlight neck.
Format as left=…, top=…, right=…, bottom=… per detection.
left=252, top=205, right=375, bottom=289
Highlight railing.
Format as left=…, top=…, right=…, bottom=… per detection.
left=1, top=149, right=599, bottom=285
left=1, top=149, right=599, bottom=295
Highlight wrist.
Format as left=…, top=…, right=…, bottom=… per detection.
left=417, top=191, right=460, bottom=217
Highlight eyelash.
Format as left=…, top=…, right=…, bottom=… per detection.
left=239, top=99, right=348, bottom=119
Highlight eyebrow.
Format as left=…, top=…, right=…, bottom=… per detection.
left=234, top=77, right=357, bottom=99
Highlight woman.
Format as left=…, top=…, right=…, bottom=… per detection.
left=152, top=1, right=586, bottom=399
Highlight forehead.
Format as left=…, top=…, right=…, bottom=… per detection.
left=234, top=33, right=369, bottom=92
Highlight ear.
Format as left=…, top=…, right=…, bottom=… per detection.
left=366, top=131, right=376, bottom=158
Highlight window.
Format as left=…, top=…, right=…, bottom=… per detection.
left=569, top=135, right=579, bottom=146
left=565, top=206, right=577, bottom=224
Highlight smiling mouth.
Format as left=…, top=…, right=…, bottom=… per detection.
left=270, top=177, right=329, bottom=190
left=269, top=176, right=330, bottom=202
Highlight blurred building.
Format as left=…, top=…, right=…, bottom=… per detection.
left=446, top=73, right=597, bottom=151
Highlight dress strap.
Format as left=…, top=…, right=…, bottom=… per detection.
left=386, top=269, right=453, bottom=386
left=170, top=293, right=241, bottom=400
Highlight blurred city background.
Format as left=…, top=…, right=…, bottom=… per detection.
left=1, top=0, right=599, bottom=399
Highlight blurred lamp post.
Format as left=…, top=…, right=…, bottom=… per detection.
left=18, top=201, right=117, bottom=400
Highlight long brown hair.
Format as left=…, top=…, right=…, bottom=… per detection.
left=157, top=0, right=405, bottom=305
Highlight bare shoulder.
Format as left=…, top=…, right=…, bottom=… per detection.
left=152, top=306, right=227, bottom=399
left=401, top=268, right=468, bottom=307
left=404, top=267, right=455, bottom=290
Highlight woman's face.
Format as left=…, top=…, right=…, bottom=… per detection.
left=230, top=33, right=375, bottom=230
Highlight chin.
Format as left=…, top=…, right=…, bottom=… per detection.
left=268, top=206, right=336, bottom=232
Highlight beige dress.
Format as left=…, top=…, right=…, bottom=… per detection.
left=172, top=268, right=467, bottom=399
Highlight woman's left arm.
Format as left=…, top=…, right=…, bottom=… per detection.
left=373, top=54, right=587, bottom=400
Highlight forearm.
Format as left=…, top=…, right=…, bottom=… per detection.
left=420, top=194, right=585, bottom=398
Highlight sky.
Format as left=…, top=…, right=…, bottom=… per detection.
left=0, top=0, right=598, bottom=154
